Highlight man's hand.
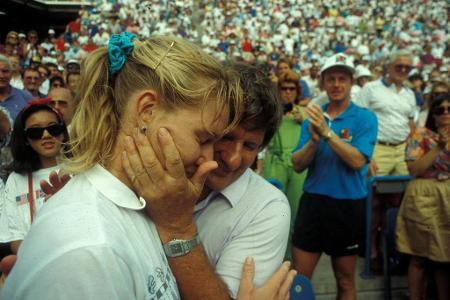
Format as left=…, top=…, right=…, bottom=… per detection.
left=306, top=104, right=329, bottom=137
left=291, top=105, right=303, bottom=124
left=237, top=257, right=297, bottom=300
left=308, top=123, right=321, bottom=144
left=40, top=170, right=71, bottom=201
left=437, top=126, right=450, bottom=150
left=122, top=128, right=218, bottom=240
left=368, top=159, right=378, bottom=177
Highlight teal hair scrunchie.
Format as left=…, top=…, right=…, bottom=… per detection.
left=108, top=32, right=136, bottom=75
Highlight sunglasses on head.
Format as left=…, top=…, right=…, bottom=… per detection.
left=394, top=64, right=412, bottom=72
left=24, top=124, right=65, bottom=140
left=433, top=106, right=450, bottom=116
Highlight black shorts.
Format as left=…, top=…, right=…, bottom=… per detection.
left=292, top=192, right=365, bottom=257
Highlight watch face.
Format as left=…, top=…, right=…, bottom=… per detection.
left=169, top=244, right=183, bottom=254
left=164, top=235, right=200, bottom=257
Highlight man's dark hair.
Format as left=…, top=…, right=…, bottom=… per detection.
left=10, top=103, right=69, bottom=174
left=228, top=61, right=283, bottom=149
left=49, top=75, right=66, bottom=88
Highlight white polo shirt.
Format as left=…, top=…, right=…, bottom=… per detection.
left=354, top=78, right=416, bottom=143
left=1, top=164, right=180, bottom=300
left=195, top=169, right=290, bottom=298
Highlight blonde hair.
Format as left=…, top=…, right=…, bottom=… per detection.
left=65, top=35, right=243, bottom=173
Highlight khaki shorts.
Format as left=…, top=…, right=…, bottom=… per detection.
left=373, top=143, right=409, bottom=176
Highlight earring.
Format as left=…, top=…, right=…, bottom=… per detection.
left=140, top=126, right=147, bottom=134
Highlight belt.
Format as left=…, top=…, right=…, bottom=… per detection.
left=377, top=140, right=406, bottom=147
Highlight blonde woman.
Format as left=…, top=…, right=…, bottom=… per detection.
left=1, top=33, right=295, bottom=300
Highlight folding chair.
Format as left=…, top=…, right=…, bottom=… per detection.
left=361, top=175, right=411, bottom=279
left=289, top=274, right=315, bottom=300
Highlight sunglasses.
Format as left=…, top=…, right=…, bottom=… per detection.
left=433, top=106, right=450, bottom=116
left=24, top=124, right=65, bottom=140
left=394, top=64, right=412, bottom=72
left=281, top=87, right=296, bottom=92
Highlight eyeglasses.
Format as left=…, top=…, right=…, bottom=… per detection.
left=281, top=87, right=296, bottom=92
left=394, top=64, right=412, bottom=73
left=433, top=106, right=450, bottom=116
left=24, top=124, right=65, bottom=140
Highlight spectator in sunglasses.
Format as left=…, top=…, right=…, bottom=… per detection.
left=261, top=73, right=307, bottom=260
left=355, top=49, right=418, bottom=273
left=418, top=80, right=450, bottom=128
left=397, top=93, right=450, bottom=300
left=0, top=102, right=68, bottom=253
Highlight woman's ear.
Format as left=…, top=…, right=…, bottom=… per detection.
left=136, top=90, right=159, bottom=124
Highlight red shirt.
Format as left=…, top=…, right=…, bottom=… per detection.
left=68, top=20, right=81, bottom=34
left=242, top=40, right=252, bottom=52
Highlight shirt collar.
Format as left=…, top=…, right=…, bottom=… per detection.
left=197, top=168, right=252, bottom=210
left=85, top=164, right=146, bottom=210
left=322, top=101, right=357, bottom=120
left=381, top=77, right=405, bottom=89
left=220, top=169, right=251, bottom=207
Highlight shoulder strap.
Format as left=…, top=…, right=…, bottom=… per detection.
left=28, top=173, right=34, bottom=224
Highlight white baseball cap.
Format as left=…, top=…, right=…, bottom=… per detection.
left=354, top=65, right=372, bottom=79
left=320, top=53, right=355, bottom=75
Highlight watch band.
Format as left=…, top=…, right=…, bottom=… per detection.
left=163, top=234, right=201, bottom=257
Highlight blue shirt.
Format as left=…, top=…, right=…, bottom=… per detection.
left=0, top=87, right=33, bottom=121
left=293, top=102, right=378, bottom=199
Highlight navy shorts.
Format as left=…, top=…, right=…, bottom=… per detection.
left=292, top=192, right=365, bottom=257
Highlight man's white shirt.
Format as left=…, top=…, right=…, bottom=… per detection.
left=195, top=169, right=290, bottom=298
left=354, top=78, right=416, bottom=143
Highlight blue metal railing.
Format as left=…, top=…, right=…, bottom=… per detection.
left=361, top=175, right=411, bottom=279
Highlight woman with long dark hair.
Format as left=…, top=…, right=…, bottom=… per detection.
left=2, top=101, right=68, bottom=254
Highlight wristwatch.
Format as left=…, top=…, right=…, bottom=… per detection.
left=163, top=234, right=201, bottom=257
left=323, top=130, right=335, bottom=142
